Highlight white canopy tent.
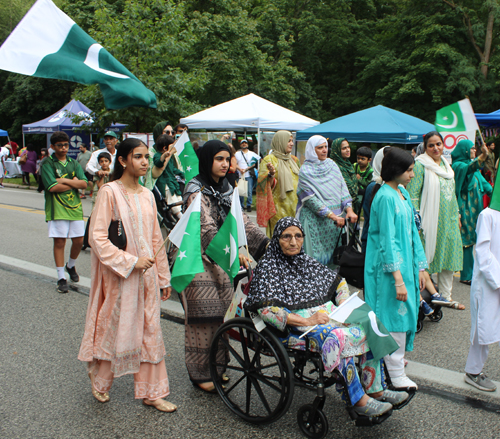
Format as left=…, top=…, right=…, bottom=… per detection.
left=180, top=93, right=319, bottom=155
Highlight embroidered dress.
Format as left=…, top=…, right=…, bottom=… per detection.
left=364, top=184, right=427, bottom=352
left=407, top=160, right=463, bottom=274
left=78, top=181, right=171, bottom=400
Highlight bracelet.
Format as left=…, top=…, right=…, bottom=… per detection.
left=395, top=282, right=405, bottom=287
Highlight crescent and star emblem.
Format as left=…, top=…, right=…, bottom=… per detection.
left=84, top=44, right=130, bottom=79
left=436, top=111, right=458, bottom=129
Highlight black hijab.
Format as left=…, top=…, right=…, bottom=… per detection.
left=244, top=217, right=340, bottom=312
left=183, top=140, right=234, bottom=225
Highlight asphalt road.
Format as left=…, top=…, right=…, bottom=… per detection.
left=1, top=185, right=500, bottom=438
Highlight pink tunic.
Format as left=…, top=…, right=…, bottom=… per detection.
left=78, top=181, right=170, bottom=377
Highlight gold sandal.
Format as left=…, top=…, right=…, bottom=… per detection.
left=143, top=398, right=177, bottom=413
left=88, top=372, right=110, bottom=403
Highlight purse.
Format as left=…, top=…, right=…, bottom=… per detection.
left=19, top=152, right=27, bottom=165
left=237, top=176, right=248, bottom=197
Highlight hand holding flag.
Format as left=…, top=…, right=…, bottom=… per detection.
left=175, top=130, right=199, bottom=183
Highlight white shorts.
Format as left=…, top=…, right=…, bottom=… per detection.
left=48, top=220, right=85, bottom=238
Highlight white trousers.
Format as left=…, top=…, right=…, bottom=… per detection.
left=437, top=270, right=454, bottom=301
left=465, top=328, right=496, bottom=375
left=384, top=332, right=406, bottom=378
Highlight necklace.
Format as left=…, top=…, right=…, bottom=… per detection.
left=121, top=179, right=140, bottom=193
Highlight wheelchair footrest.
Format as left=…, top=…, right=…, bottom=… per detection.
left=390, top=387, right=416, bottom=410
left=348, top=408, right=393, bottom=427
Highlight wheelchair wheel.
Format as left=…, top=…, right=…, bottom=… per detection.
left=209, top=317, right=294, bottom=424
left=429, top=308, right=443, bottom=322
left=416, top=319, right=423, bottom=333
left=297, top=404, right=328, bottom=439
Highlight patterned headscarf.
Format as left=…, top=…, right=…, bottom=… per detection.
left=244, top=217, right=339, bottom=311
left=330, top=138, right=359, bottom=206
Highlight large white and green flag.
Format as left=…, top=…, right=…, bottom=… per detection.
left=169, top=192, right=204, bottom=292
left=175, top=130, right=199, bottom=183
left=205, top=190, right=247, bottom=279
left=330, top=293, right=399, bottom=361
left=434, top=99, right=479, bottom=161
left=0, top=0, right=156, bottom=110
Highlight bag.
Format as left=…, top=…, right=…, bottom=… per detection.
left=19, top=152, right=27, bottom=165
left=83, top=216, right=127, bottom=250
left=224, top=271, right=252, bottom=322
left=237, top=177, right=248, bottom=197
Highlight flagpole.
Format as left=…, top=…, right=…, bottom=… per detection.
left=143, top=234, right=171, bottom=273
left=299, top=292, right=359, bottom=339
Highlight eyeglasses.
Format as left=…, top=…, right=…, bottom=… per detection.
left=164, top=130, right=174, bottom=135
left=280, top=233, right=304, bottom=242
left=54, top=142, right=69, bottom=147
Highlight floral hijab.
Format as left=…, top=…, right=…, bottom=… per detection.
left=244, top=217, right=339, bottom=311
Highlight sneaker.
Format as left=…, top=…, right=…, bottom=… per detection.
left=57, top=278, right=69, bottom=294
left=420, top=300, right=434, bottom=316
left=390, top=375, right=418, bottom=390
left=65, top=264, right=80, bottom=283
left=0, top=184, right=4, bottom=188
left=353, top=397, right=392, bottom=417
left=464, top=372, right=497, bottom=392
left=246, top=206, right=252, bottom=212
left=375, top=389, right=409, bottom=406
left=430, top=293, right=450, bottom=305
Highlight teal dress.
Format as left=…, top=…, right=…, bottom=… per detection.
left=364, top=184, right=427, bottom=352
left=407, top=161, right=463, bottom=274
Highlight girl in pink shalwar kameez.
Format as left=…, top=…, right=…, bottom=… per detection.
left=78, top=138, right=176, bottom=412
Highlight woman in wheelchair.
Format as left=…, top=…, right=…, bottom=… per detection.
left=244, top=217, right=409, bottom=418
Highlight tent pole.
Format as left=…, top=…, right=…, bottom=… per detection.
left=22, top=132, right=25, bottom=148
left=257, top=127, right=261, bottom=157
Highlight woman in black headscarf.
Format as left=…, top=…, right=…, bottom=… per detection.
left=181, top=140, right=270, bottom=393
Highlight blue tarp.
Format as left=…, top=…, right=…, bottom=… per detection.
left=0, top=129, right=8, bottom=136
left=475, top=110, right=500, bottom=127
left=296, top=105, right=434, bottom=144
left=22, top=99, right=126, bottom=133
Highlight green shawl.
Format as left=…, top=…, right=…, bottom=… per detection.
left=330, top=138, right=359, bottom=211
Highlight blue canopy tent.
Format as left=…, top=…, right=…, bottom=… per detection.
left=475, top=110, right=500, bottom=128
left=22, top=100, right=126, bottom=159
left=0, top=129, right=8, bottom=136
left=296, top=105, right=434, bottom=144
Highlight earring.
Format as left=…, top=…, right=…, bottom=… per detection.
left=123, top=165, right=126, bottom=168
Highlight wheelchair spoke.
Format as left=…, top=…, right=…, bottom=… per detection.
left=253, top=373, right=284, bottom=393
left=224, top=374, right=246, bottom=396
left=250, top=376, right=272, bottom=414
left=245, top=374, right=252, bottom=415
left=219, top=335, right=246, bottom=368
left=239, top=327, right=252, bottom=365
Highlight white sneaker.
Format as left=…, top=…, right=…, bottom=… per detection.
left=390, top=375, right=418, bottom=390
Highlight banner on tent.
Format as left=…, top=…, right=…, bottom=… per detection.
left=45, top=132, right=90, bottom=159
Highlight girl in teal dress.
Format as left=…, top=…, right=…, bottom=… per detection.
left=451, top=140, right=492, bottom=283
left=365, top=148, right=427, bottom=389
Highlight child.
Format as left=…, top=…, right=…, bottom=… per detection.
left=40, top=131, right=88, bottom=293
left=354, top=146, right=374, bottom=198
left=91, top=151, right=112, bottom=210
left=464, top=176, right=500, bottom=392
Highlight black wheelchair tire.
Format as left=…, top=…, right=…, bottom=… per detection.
left=297, top=404, right=329, bottom=439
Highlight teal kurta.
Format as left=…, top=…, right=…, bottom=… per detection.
left=364, top=184, right=427, bottom=352
left=407, top=161, right=463, bottom=273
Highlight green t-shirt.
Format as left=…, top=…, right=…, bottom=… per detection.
left=41, top=155, right=87, bottom=222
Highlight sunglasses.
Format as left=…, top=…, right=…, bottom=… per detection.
left=164, top=130, right=174, bottom=135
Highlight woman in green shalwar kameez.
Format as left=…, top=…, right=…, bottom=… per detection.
left=331, top=138, right=360, bottom=214
left=451, top=140, right=492, bottom=284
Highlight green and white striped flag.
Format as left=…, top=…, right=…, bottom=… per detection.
left=169, top=192, right=204, bottom=292
left=435, top=98, right=479, bottom=133
left=0, top=0, right=156, bottom=110
left=205, top=190, right=246, bottom=279
left=330, top=293, right=399, bottom=361
left=175, top=130, right=199, bottom=183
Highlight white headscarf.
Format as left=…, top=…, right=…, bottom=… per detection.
left=305, top=135, right=328, bottom=163
left=372, top=146, right=390, bottom=184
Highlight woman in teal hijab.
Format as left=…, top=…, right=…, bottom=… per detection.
left=451, top=140, right=491, bottom=284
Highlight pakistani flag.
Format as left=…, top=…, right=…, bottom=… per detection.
left=330, top=293, right=399, bottom=361
left=0, top=0, right=156, bottom=110
left=205, top=190, right=246, bottom=279
left=175, top=130, right=199, bottom=183
left=169, top=193, right=204, bottom=292
left=435, top=99, right=479, bottom=133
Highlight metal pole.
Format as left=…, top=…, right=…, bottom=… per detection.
left=22, top=132, right=25, bottom=148
left=257, top=127, right=261, bottom=157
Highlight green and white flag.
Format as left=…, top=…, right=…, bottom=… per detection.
left=205, top=190, right=246, bottom=279
left=175, top=130, right=199, bottom=183
left=169, top=192, right=204, bottom=292
left=331, top=293, right=399, bottom=361
left=435, top=98, right=479, bottom=133
left=0, top=0, right=156, bottom=110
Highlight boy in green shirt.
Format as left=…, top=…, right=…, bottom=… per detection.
left=41, top=131, right=88, bottom=293
left=354, top=146, right=374, bottom=198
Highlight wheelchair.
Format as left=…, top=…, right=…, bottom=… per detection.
left=209, top=273, right=415, bottom=439
left=416, top=280, right=443, bottom=333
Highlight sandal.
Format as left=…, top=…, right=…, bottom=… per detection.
left=222, top=373, right=230, bottom=383
left=449, top=301, right=466, bottom=310
left=193, top=382, right=217, bottom=394
left=459, top=280, right=472, bottom=286
left=88, top=372, right=110, bottom=403
left=143, top=398, right=177, bottom=413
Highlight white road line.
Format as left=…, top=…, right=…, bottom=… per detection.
left=1, top=253, right=499, bottom=399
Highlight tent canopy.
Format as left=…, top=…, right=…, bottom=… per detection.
left=180, top=93, right=319, bottom=131
left=0, top=129, right=8, bottom=136
left=22, top=99, right=126, bottom=134
left=297, top=105, right=434, bottom=144
left=475, top=110, right=500, bottom=128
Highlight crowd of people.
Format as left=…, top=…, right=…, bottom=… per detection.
left=15, top=124, right=499, bottom=416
